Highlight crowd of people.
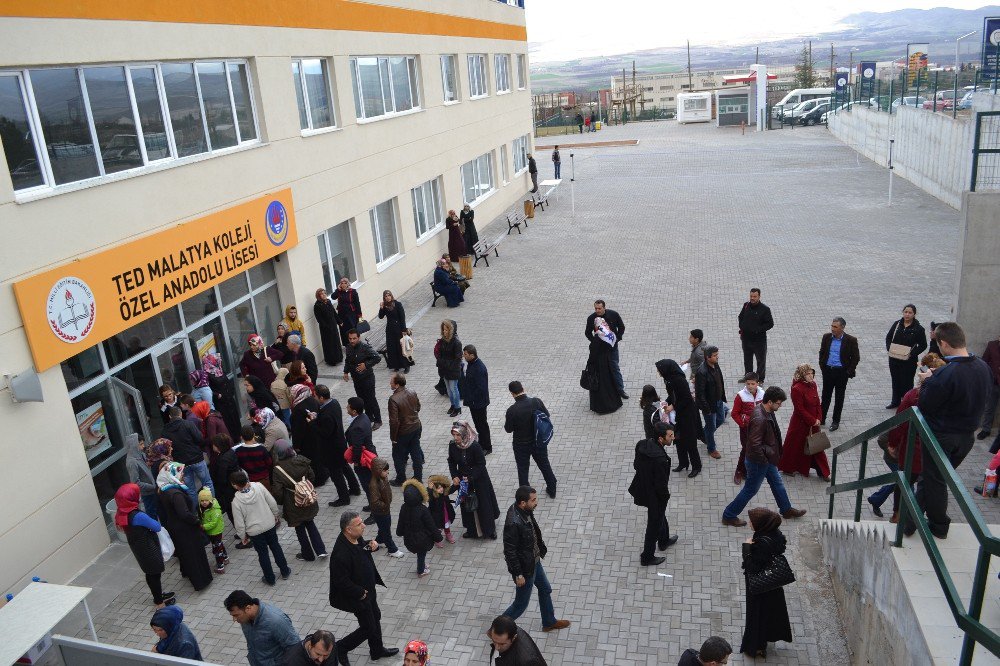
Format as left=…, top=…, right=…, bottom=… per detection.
left=112, top=270, right=997, bottom=664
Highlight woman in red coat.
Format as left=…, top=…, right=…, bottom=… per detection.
left=778, top=364, right=830, bottom=479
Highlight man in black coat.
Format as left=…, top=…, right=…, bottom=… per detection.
left=329, top=512, right=398, bottom=663
left=462, top=345, right=492, bottom=453
left=314, top=385, right=361, bottom=507
left=694, top=346, right=728, bottom=459
left=283, top=631, right=338, bottom=666
left=503, top=381, right=557, bottom=497
left=738, top=288, right=774, bottom=383
left=818, top=317, right=861, bottom=431
left=586, top=299, right=627, bottom=399
left=161, top=407, right=214, bottom=505
left=527, top=153, right=538, bottom=193
left=487, top=615, right=547, bottom=666
left=628, top=422, right=679, bottom=566
left=287, top=335, right=319, bottom=385
left=343, top=330, right=382, bottom=428
left=500, top=486, right=570, bottom=633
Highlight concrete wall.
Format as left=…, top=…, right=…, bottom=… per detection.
left=826, top=105, right=973, bottom=210
left=955, top=192, right=1000, bottom=355
left=819, top=520, right=932, bottom=666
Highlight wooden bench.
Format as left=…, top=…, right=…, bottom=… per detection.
left=430, top=282, right=444, bottom=307
left=507, top=210, right=528, bottom=235
left=473, top=233, right=505, bottom=267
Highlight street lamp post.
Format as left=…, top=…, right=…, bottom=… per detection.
left=955, top=30, right=978, bottom=118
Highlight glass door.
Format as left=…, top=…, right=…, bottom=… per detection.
left=153, top=337, right=196, bottom=394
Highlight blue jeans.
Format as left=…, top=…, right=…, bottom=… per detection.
left=249, top=526, right=290, bottom=584
left=554, top=162, right=561, bottom=179
left=723, top=458, right=792, bottom=520
left=869, top=459, right=899, bottom=509
left=610, top=346, right=625, bottom=393
left=182, top=459, right=215, bottom=506
left=503, top=560, right=556, bottom=627
left=417, top=550, right=427, bottom=574
left=373, top=514, right=399, bottom=553
left=702, top=400, right=729, bottom=453
left=445, top=379, right=461, bottom=410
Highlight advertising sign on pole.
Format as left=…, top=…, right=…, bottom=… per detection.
left=983, top=18, right=1000, bottom=80
left=907, top=43, right=930, bottom=84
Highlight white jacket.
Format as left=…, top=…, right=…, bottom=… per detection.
left=232, top=481, right=280, bottom=538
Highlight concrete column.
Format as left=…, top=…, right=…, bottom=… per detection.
left=955, top=191, right=1000, bottom=353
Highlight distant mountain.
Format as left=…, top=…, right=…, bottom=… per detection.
left=528, top=6, right=1000, bottom=93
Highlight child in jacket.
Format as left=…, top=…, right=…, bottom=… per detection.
left=198, top=488, right=228, bottom=574
left=397, top=479, right=442, bottom=576
left=369, top=458, right=404, bottom=557
left=427, top=474, right=457, bottom=546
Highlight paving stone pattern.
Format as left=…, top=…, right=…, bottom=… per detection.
left=69, top=121, right=1000, bottom=665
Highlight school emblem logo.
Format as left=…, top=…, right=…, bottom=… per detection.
left=46, top=277, right=96, bottom=343
left=265, top=200, right=289, bottom=246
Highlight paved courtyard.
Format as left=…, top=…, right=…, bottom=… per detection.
left=61, top=119, right=1000, bottom=665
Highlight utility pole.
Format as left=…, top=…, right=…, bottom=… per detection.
left=755, top=46, right=759, bottom=64
left=809, top=40, right=813, bottom=84
left=687, top=40, right=693, bottom=89
left=830, top=43, right=835, bottom=82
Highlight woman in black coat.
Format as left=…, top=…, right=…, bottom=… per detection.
left=741, top=507, right=793, bottom=658
left=288, top=384, right=328, bottom=486
left=447, top=421, right=500, bottom=539
left=460, top=204, right=479, bottom=251
left=655, top=359, right=704, bottom=477
left=335, top=277, right=363, bottom=345
left=209, top=434, right=240, bottom=524
left=585, top=329, right=623, bottom=415
left=885, top=304, right=928, bottom=409
left=378, top=290, right=409, bottom=372
left=314, top=288, right=343, bottom=366
left=156, top=464, right=212, bottom=592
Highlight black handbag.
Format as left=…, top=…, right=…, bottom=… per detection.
left=580, top=366, right=597, bottom=391
left=746, top=538, right=796, bottom=595
left=464, top=491, right=479, bottom=512
left=355, top=318, right=371, bottom=335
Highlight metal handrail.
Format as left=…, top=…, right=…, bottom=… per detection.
left=826, top=406, right=1000, bottom=665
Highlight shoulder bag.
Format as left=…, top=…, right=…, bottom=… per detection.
left=805, top=426, right=832, bottom=456
left=887, top=321, right=912, bottom=361
left=355, top=318, right=371, bottom=335
left=746, top=537, right=796, bottom=595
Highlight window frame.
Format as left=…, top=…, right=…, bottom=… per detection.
left=410, top=177, right=444, bottom=241
left=516, top=54, right=527, bottom=90
left=440, top=55, right=460, bottom=104
left=349, top=55, right=422, bottom=122
left=318, top=219, right=361, bottom=292
left=369, top=198, right=403, bottom=269
left=291, top=57, right=337, bottom=134
left=512, top=134, right=529, bottom=175
left=495, top=54, right=511, bottom=94
left=4, top=59, right=260, bottom=200
left=460, top=151, right=495, bottom=206
left=467, top=54, right=488, bottom=99
left=500, top=144, right=510, bottom=185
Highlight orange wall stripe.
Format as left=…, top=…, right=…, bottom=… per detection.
left=0, top=0, right=528, bottom=41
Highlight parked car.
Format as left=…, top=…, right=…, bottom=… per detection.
left=891, top=96, right=928, bottom=110
left=799, top=101, right=830, bottom=125
left=958, top=91, right=975, bottom=110
left=784, top=98, right=826, bottom=123
left=922, top=91, right=957, bottom=111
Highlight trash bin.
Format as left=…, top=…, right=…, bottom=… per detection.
left=596, top=121, right=602, bottom=130
left=524, top=199, right=535, bottom=219
left=459, top=254, right=473, bottom=280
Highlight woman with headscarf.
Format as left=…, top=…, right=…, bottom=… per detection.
left=124, top=434, right=159, bottom=520
left=585, top=317, right=624, bottom=415
left=149, top=605, right=203, bottom=659
left=314, top=287, right=343, bottom=366
left=115, top=483, right=173, bottom=608
left=378, top=290, right=410, bottom=372
left=445, top=209, right=467, bottom=262
left=447, top=420, right=500, bottom=539
left=460, top=204, right=479, bottom=252
left=655, top=359, right=705, bottom=478
left=289, top=384, right=328, bottom=485
left=146, top=438, right=173, bottom=481
left=272, top=322, right=292, bottom=361
left=271, top=439, right=327, bottom=561
left=778, top=364, right=830, bottom=480
left=403, top=640, right=429, bottom=665
left=203, top=353, right=241, bottom=440
left=740, top=507, right=793, bottom=658
left=335, top=277, right=363, bottom=345
left=282, top=304, right=306, bottom=347
left=244, top=375, right=280, bottom=414
left=240, top=333, right=283, bottom=386
left=252, top=407, right=289, bottom=459
left=156, top=462, right=213, bottom=591
left=190, top=401, right=227, bottom=459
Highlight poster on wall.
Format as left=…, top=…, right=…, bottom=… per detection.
left=77, top=402, right=111, bottom=461
left=196, top=332, right=218, bottom=362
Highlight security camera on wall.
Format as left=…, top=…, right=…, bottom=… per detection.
left=7, top=370, right=44, bottom=403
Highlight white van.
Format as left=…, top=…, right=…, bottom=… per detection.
left=772, top=88, right=834, bottom=119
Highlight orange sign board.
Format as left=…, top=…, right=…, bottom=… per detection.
left=14, top=190, right=297, bottom=372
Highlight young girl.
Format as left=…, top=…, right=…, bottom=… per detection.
left=397, top=479, right=442, bottom=577
left=198, top=488, right=228, bottom=574
left=369, top=458, right=404, bottom=558
left=640, top=385, right=675, bottom=440
left=426, top=475, right=457, bottom=547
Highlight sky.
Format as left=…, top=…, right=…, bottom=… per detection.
left=525, top=0, right=991, bottom=62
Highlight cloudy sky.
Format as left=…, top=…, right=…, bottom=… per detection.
left=525, top=1, right=990, bottom=62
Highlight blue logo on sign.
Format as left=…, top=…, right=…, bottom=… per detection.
left=265, top=201, right=289, bottom=246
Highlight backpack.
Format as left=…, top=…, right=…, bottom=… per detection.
left=532, top=398, right=553, bottom=452
left=275, top=465, right=317, bottom=507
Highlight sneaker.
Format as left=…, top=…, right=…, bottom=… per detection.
left=418, top=568, right=431, bottom=577
left=388, top=550, right=405, bottom=559
left=318, top=552, right=328, bottom=558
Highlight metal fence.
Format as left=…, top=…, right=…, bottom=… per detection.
left=971, top=111, right=1000, bottom=191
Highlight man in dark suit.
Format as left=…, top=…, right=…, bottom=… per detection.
left=313, top=385, right=360, bottom=507
left=329, top=511, right=398, bottom=664
left=287, top=335, right=318, bottom=385
left=819, top=317, right=861, bottom=431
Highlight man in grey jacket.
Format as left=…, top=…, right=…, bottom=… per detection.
left=687, top=329, right=708, bottom=377
left=225, top=590, right=300, bottom=666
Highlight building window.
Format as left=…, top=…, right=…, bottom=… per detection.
left=369, top=199, right=401, bottom=266
left=318, top=220, right=360, bottom=291
left=500, top=144, right=509, bottom=184
left=440, top=55, right=459, bottom=103
left=349, top=56, right=420, bottom=121
left=0, top=60, right=259, bottom=195
left=516, top=54, right=527, bottom=90
left=411, top=177, right=443, bottom=239
left=468, top=54, right=488, bottom=98
left=495, top=54, right=510, bottom=93
left=512, top=134, right=529, bottom=173
left=292, top=58, right=335, bottom=131
left=461, top=152, right=494, bottom=204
